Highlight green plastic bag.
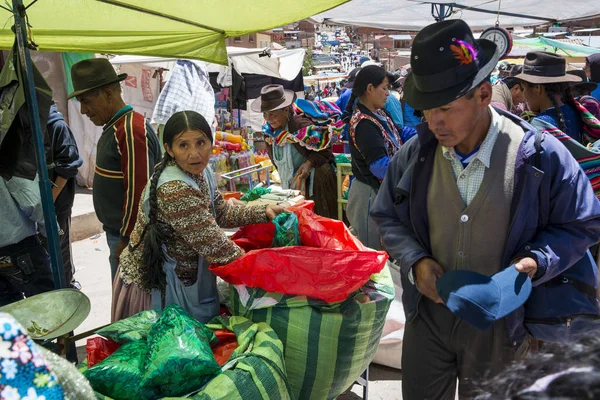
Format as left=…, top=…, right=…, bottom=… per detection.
left=272, top=212, right=302, bottom=247
left=95, top=310, right=160, bottom=344
left=142, top=305, right=221, bottom=397
left=79, top=316, right=293, bottom=400
left=83, top=341, right=152, bottom=400
left=241, top=186, right=271, bottom=202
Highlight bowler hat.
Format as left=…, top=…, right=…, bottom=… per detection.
left=250, top=84, right=296, bottom=113
left=436, top=266, right=532, bottom=331
left=403, top=19, right=500, bottom=110
left=514, top=52, right=581, bottom=85
left=344, top=67, right=361, bottom=89
left=567, top=69, right=598, bottom=92
left=68, top=58, right=127, bottom=99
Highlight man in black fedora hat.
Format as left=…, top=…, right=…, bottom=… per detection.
left=69, top=58, right=161, bottom=283
left=371, top=19, right=600, bottom=399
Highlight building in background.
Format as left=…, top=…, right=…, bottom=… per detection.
left=227, top=32, right=272, bottom=49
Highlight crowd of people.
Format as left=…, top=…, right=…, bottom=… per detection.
left=0, top=15, right=600, bottom=400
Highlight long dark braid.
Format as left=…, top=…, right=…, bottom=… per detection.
left=132, top=110, right=213, bottom=291
left=544, top=82, right=569, bottom=134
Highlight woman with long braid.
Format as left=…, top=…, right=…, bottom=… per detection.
left=515, top=52, right=585, bottom=143
left=112, top=111, right=284, bottom=322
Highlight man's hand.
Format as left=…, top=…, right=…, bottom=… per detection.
left=115, top=239, right=128, bottom=262
left=514, top=257, right=538, bottom=279
left=413, top=257, right=445, bottom=304
left=266, top=205, right=286, bottom=221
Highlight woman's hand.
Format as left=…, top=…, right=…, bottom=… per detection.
left=294, top=160, right=313, bottom=180
left=266, top=205, right=286, bottom=221
left=291, top=160, right=313, bottom=195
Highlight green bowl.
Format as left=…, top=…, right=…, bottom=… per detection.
left=0, top=289, right=91, bottom=340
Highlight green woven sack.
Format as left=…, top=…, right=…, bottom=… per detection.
left=229, top=264, right=394, bottom=400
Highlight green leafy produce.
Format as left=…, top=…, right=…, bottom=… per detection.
left=27, top=320, right=49, bottom=337
left=83, top=341, right=153, bottom=400
left=95, top=309, right=160, bottom=344
left=272, top=212, right=302, bottom=247
left=141, top=305, right=220, bottom=397
left=241, top=186, right=271, bottom=202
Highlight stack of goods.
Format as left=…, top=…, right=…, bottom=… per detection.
left=79, top=307, right=292, bottom=400
left=242, top=186, right=306, bottom=208
left=211, top=206, right=394, bottom=400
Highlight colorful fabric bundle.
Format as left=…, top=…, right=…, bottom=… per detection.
left=262, top=99, right=344, bottom=150
left=532, top=118, right=600, bottom=199
left=228, top=265, right=395, bottom=400
left=0, top=313, right=65, bottom=400
left=573, top=96, right=600, bottom=145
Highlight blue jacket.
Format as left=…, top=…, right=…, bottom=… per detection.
left=46, top=105, right=82, bottom=215
left=371, top=109, right=600, bottom=346
left=384, top=95, right=404, bottom=129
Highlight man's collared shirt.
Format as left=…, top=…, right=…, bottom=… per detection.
left=441, top=106, right=501, bottom=206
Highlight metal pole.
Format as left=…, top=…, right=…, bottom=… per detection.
left=12, top=0, right=65, bottom=289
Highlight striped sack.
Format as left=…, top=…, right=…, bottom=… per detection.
left=78, top=316, right=292, bottom=400
left=229, top=264, right=395, bottom=400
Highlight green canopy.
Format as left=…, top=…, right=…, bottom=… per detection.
left=514, top=37, right=600, bottom=57
left=0, top=0, right=347, bottom=65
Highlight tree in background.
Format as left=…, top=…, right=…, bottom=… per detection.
left=303, top=51, right=314, bottom=76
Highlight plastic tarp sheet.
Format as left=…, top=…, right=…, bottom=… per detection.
left=313, top=0, right=600, bottom=30
left=0, top=0, right=347, bottom=65
left=109, top=47, right=306, bottom=82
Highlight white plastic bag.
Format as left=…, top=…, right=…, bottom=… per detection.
left=372, top=284, right=405, bottom=370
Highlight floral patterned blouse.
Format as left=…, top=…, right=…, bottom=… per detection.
left=119, top=162, right=269, bottom=290
left=0, top=313, right=65, bottom=400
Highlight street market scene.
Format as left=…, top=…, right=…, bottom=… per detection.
left=0, top=0, right=600, bottom=399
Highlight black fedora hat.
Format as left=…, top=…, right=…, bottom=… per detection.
left=514, top=52, right=581, bottom=85
left=68, top=58, right=127, bottom=99
left=403, top=19, right=500, bottom=110
left=250, top=84, right=296, bottom=113
left=567, top=69, right=597, bottom=92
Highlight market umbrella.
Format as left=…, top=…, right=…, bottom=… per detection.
left=0, top=0, right=349, bottom=65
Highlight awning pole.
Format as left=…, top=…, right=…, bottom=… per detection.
left=12, top=0, right=66, bottom=289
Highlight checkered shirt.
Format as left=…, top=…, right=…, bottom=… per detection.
left=442, top=106, right=501, bottom=206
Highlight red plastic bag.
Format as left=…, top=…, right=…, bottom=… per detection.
left=211, top=206, right=388, bottom=303
left=86, top=337, right=121, bottom=367
left=211, top=329, right=238, bottom=366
